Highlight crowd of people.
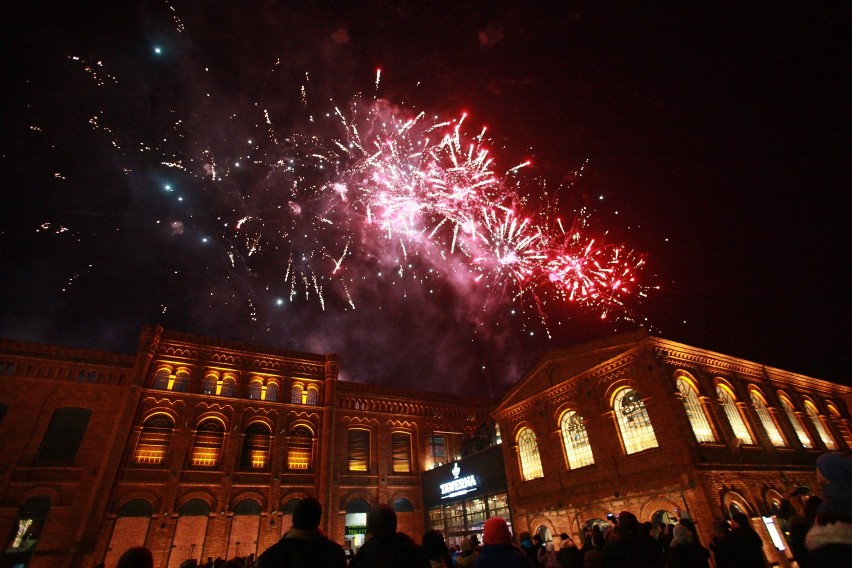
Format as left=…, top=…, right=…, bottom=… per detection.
left=110, top=452, right=850, bottom=568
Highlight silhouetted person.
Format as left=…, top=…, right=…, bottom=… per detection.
left=665, top=524, right=709, bottom=567
left=602, top=511, right=664, bottom=567
left=725, top=513, right=766, bottom=568
left=815, top=452, right=852, bottom=519
left=117, top=546, right=154, bottom=568
left=471, top=516, right=532, bottom=567
left=805, top=512, right=852, bottom=568
left=348, top=504, right=430, bottom=568
left=422, top=529, right=451, bottom=567
left=556, top=532, right=581, bottom=568
left=252, top=496, right=346, bottom=568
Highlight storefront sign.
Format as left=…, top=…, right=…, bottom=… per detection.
left=440, top=462, right=478, bottom=499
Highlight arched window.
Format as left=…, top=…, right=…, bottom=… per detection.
left=248, top=382, right=262, bottom=400
left=804, top=401, right=836, bottom=450
left=178, top=498, right=210, bottom=516
left=393, top=498, right=414, bottom=512
left=750, top=390, right=786, bottom=447
left=172, top=371, right=189, bottom=392
left=240, top=423, right=271, bottom=470
left=559, top=410, right=594, bottom=469
left=494, top=422, right=502, bottom=444
left=234, top=499, right=261, bottom=516
left=266, top=383, right=278, bottom=402
left=291, top=385, right=303, bottom=404
left=391, top=432, right=412, bottom=473
left=134, top=415, right=174, bottom=465
left=779, top=395, right=812, bottom=448
left=287, top=426, right=314, bottom=470
left=190, top=419, right=225, bottom=468
left=306, top=387, right=319, bottom=406
left=517, top=427, right=543, bottom=481
left=676, top=377, right=716, bottom=443
left=203, top=376, right=218, bottom=395
left=153, top=369, right=170, bottom=390
left=5, top=496, right=51, bottom=566
left=613, top=388, right=658, bottom=454
left=347, top=428, right=370, bottom=472
left=220, top=377, right=235, bottom=397
left=716, top=385, right=754, bottom=445
left=825, top=402, right=851, bottom=448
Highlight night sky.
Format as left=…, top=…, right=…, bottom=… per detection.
left=2, top=1, right=849, bottom=395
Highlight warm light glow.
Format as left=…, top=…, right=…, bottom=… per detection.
left=806, top=401, right=837, bottom=450
left=751, top=390, right=786, bottom=447
left=716, top=385, right=753, bottom=445
left=780, top=396, right=812, bottom=448
left=560, top=411, right=594, bottom=469
left=613, top=388, right=658, bottom=454
left=677, top=377, right=716, bottom=443
left=517, top=427, right=544, bottom=481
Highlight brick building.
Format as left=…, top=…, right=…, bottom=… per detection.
left=0, top=326, right=850, bottom=568
left=0, top=326, right=493, bottom=568
left=493, top=330, right=852, bottom=567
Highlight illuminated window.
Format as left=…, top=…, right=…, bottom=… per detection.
left=751, top=390, right=786, bottom=447
left=287, top=426, right=314, bottom=470
left=190, top=419, right=225, bottom=468
left=494, top=422, right=502, bottom=444
left=35, top=407, right=92, bottom=465
left=220, top=377, right=235, bottom=397
left=560, top=410, right=594, bottom=469
left=348, top=429, right=370, bottom=472
left=291, top=385, right=303, bottom=404
left=517, top=427, right=543, bottom=480
left=779, top=396, right=812, bottom=448
left=391, top=432, right=412, bottom=473
left=613, top=388, right=658, bottom=454
left=266, top=383, right=278, bottom=402
left=804, top=401, right=836, bottom=450
left=677, top=377, right=716, bottom=443
left=134, top=415, right=173, bottom=465
left=172, top=371, right=189, bottom=392
left=716, top=385, right=754, bottom=444
left=153, top=369, right=170, bottom=390
left=430, top=434, right=447, bottom=466
left=248, top=382, right=262, bottom=400
left=202, top=376, right=218, bottom=395
left=5, top=496, right=50, bottom=567
left=826, top=402, right=852, bottom=448
left=306, top=387, right=318, bottom=406
left=240, top=423, right=271, bottom=470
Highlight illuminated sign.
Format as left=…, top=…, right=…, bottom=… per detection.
left=440, top=463, right=478, bottom=499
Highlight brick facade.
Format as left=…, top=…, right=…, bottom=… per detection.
left=493, top=331, right=852, bottom=567
left=0, top=327, right=849, bottom=567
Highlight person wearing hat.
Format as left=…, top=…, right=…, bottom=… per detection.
left=252, top=497, right=346, bottom=568
left=471, top=516, right=532, bottom=567
left=815, top=452, right=852, bottom=519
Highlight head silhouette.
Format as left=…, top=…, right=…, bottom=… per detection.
left=367, top=504, right=397, bottom=537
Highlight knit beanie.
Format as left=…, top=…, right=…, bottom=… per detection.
left=483, top=516, right=512, bottom=545
left=817, top=453, right=852, bottom=482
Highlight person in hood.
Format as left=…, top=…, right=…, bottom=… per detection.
left=815, top=453, right=852, bottom=519
left=348, top=504, right=430, bottom=568
left=472, top=517, right=532, bottom=568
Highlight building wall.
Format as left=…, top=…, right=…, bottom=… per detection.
left=0, top=326, right=493, bottom=568
left=1, top=328, right=849, bottom=568
left=493, top=333, right=851, bottom=567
